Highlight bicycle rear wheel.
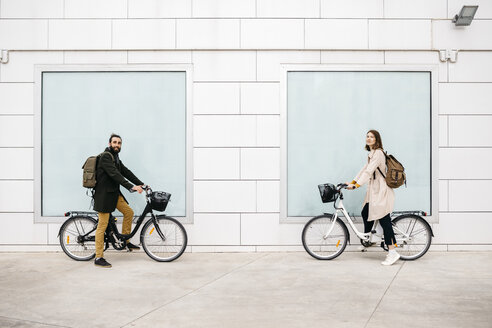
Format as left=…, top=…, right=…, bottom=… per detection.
left=140, top=216, right=187, bottom=262
left=59, top=216, right=97, bottom=261
left=302, top=214, right=348, bottom=260
left=392, top=215, right=432, bottom=260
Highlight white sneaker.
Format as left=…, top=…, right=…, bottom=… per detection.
left=357, top=245, right=368, bottom=252
left=381, top=250, right=400, bottom=266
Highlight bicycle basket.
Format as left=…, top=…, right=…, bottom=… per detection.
left=150, top=191, right=171, bottom=212
left=318, top=183, right=338, bottom=203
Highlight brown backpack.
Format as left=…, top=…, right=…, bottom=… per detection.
left=82, top=151, right=114, bottom=188
left=377, top=152, right=406, bottom=189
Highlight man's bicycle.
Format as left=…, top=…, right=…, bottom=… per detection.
left=302, top=183, right=433, bottom=260
left=59, top=186, right=187, bottom=262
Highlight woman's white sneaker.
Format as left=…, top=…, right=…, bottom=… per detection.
left=381, top=250, right=400, bottom=266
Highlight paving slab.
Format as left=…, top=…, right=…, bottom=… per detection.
left=0, top=252, right=490, bottom=328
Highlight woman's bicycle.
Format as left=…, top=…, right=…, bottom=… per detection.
left=302, top=183, right=433, bottom=261
left=58, top=185, right=187, bottom=262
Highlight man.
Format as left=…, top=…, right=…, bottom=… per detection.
left=93, top=134, right=144, bottom=268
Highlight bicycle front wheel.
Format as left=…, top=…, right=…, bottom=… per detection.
left=392, top=215, right=432, bottom=260
left=302, top=214, right=348, bottom=260
left=140, top=216, right=187, bottom=262
left=59, top=216, right=97, bottom=261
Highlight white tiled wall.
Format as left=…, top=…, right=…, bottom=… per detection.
left=49, top=20, right=112, bottom=50
left=192, top=0, right=256, bottom=18
left=0, top=0, right=491, bottom=250
left=194, top=115, right=257, bottom=147
left=439, top=148, right=492, bottom=179
left=384, top=51, right=447, bottom=82
left=127, top=0, right=191, bottom=18
left=112, top=20, right=175, bottom=50
left=439, top=83, right=492, bottom=114
left=384, top=0, right=447, bottom=19
left=0, top=116, right=34, bottom=147
left=448, top=52, right=492, bottom=82
left=194, top=148, right=240, bottom=179
left=0, top=83, right=33, bottom=114
left=194, top=181, right=256, bottom=212
left=240, top=83, right=279, bottom=114
left=0, top=149, right=33, bottom=180
left=257, top=0, right=320, bottom=18
left=127, top=50, right=192, bottom=64
left=369, top=20, right=432, bottom=50
left=0, top=51, right=64, bottom=82
left=193, top=51, right=256, bottom=81
left=449, top=181, right=492, bottom=212
left=63, top=51, right=128, bottom=64
left=433, top=20, right=492, bottom=50
left=0, top=20, right=48, bottom=50
left=177, top=19, right=240, bottom=49
left=1, top=0, right=64, bottom=18
left=305, top=20, right=368, bottom=49
left=321, top=0, right=383, bottom=19
left=0, top=181, right=34, bottom=212
left=321, top=51, right=384, bottom=64
left=448, top=116, right=492, bottom=147
left=240, top=148, right=280, bottom=179
left=194, top=83, right=240, bottom=114
left=241, top=19, right=304, bottom=49
left=256, top=51, right=320, bottom=81
left=0, top=214, right=47, bottom=244
left=64, top=0, right=127, bottom=19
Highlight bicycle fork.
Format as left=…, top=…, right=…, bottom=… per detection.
left=323, top=213, right=339, bottom=240
left=150, top=216, right=167, bottom=242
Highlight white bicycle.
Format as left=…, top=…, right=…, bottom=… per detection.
left=302, top=183, right=433, bottom=260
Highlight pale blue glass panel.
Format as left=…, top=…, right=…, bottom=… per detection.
left=288, top=71, right=431, bottom=217
left=42, top=72, right=186, bottom=217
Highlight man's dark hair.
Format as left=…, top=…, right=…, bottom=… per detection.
left=109, top=133, right=122, bottom=143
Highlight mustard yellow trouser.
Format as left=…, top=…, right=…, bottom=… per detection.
left=95, top=195, right=134, bottom=258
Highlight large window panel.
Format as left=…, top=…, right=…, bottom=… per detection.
left=286, top=70, right=434, bottom=218
left=40, top=71, right=187, bottom=219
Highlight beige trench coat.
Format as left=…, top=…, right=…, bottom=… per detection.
left=353, top=149, right=395, bottom=221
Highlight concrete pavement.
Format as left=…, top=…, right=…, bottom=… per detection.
left=0, top=251, right=491, bottom=328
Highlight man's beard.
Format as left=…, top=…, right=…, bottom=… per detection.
left=111, top=146, right=120, bottom=153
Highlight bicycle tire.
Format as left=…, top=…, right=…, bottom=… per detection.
left=392, top=215, right=432, bottom=260
left=59, top=216, right=97, bottom=261
left=302, top=214, right=349, bottom=260
left=140, top=216, right=187, bottom=262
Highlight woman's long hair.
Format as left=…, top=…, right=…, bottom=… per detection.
left=365, top=130, right=383, bottom=151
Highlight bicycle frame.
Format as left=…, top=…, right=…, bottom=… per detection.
left=326, top=194, right=372, bottom=241
left=325, top=187, right=428, bottom=244
left=65, top=187, right=167, bottom=243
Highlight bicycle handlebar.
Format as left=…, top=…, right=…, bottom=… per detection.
left=129, top=185, right=152, bottom=195
left=336, top=183, right=348, bottom=190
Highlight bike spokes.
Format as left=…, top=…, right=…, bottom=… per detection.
left=393, top=216, right=432, bottom=260
left=141, top=217, right=187, bottom=262
left=59, top=216, right=97, bottom=261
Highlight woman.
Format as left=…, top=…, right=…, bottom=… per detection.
left=347, top=130, right=400, bottom=266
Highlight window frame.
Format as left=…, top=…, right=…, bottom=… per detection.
left=279, top=64, right=439, bottom=223
left=34, top=64, right=194, bottom=223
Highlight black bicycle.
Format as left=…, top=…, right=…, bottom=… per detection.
left=59, top=186, right=187, bottom=262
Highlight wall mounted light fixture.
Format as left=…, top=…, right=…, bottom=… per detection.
left=452, top=5, right=479, bottom=26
